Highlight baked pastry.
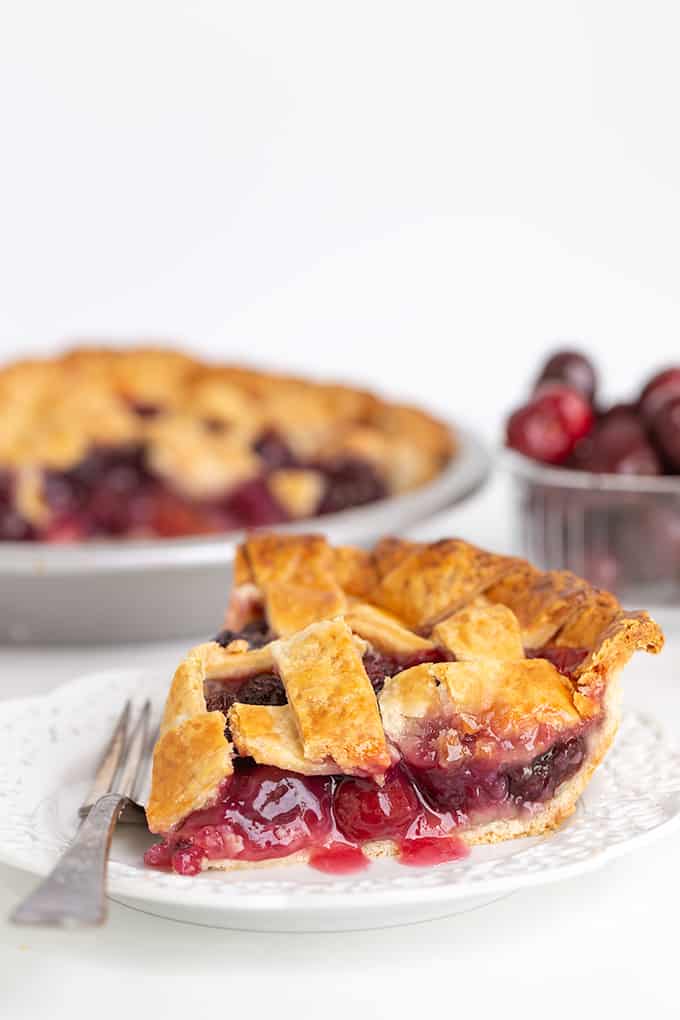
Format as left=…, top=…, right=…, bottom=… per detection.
left=0, top=347, right=453, bottom=541
left=144, top=533, right=663, bottom=875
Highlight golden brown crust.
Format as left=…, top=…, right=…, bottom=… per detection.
left=370, top=538, right=514, bottom=628
left=148, top=644, right=235, bottom=833
left=372, top=537, right=419, bottom=578
left=553, top=589, right=621, bottom=649
left=202, top=642, right=276, bottom=681
left=0, top=347, right=454, bottom=524
left=271, top=619, right=390, bottom=776
left=332, top=546, right=379, bottom=599
left=345, top=601, right=435, bottom=656
left=433, top=603, right=524, bottom=662
left=237, top=533, right=347, bottom=637
left=267, top=469, right=325, bottom=519
left=574, top=609, right=663, bottom=701
left=485, top=566, right=590, bottom=649
left=147, top=713, right=233, bottom=834
left=229, top=703, right=337, bottom=775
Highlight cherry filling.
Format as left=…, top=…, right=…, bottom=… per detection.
left=146, top=729, right=588, bottom=875
left=361, top=647, right=448, bottom=694
left=316, top=458, right=387, bottom=515
left=204, top=675, right=287, bottom=719
left=412, top=736, right=586, bottom=815
left=7, top=431, right=395, bottom=542
left=148, top=637, right=593, bottom=874
left=527, top=646, right=588, bottom=678
left=146, top=765, right=337, bottom=875
left=213, top=620, right=274, bottom=649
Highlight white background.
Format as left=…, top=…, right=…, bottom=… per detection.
left=2, top=1, right=680, bottom=426
left=1, top=2, right=679, bottom=1017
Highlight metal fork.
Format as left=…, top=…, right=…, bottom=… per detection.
left=11, top=699, right=151, bottom=927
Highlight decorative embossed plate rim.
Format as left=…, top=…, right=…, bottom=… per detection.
left=1, top=668, right=679, bottom=920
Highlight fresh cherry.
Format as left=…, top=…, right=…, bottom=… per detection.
left=535, top=350, right=597, bottom=403
left=531, top=383, right=594, bottom=440
left=572, top=416, right=661, bottom=475
left=639, top=367, right=680, bottom=424
left=507, top=388, right=592, bottom=465
left=650, top=396, right=680, bottom=471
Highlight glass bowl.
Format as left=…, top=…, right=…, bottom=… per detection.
left=505, top=449, right=680, bottom=603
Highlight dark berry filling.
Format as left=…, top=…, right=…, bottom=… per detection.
left=253, top=430, right=297, bottom=470
left=213, top=620, right=274, bottom=649
left=146, top=727, right=590, bottom=875
left=223, top=477, right=288, bottom=527
left=362, top=647, right=448, bottom=694
left=204, top=674, right=287, bottom=719
left=505, top=737, right=585, bottom=802
left=2, top=423, right=401, bottom=542
left=317, top=458, right=387, bottom=515
left=44, top=444, right=158, bottom=538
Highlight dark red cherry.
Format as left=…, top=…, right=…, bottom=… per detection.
left=226, top=477, right=288, bottom=526
left=531, top=383, right=594, bottom=441
left=650, top=395, right=680, bottom=470
left=536, top=350, right=597, bottom=403
left=639, top=368, right=680, bottom=425
left=572, top=415, right=661, bottom=475
left=334, top=770, right=419, bottom=842
left=597, top=403, right=640, bottom=426
left=507, top=399, right=572, bottom=464
left=506, top=388, right=593, bottom=465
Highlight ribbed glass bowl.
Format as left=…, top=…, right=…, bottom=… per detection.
left=505, top=449, right=680, bottom=604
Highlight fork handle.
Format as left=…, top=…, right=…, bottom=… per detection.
left=11, top=793, right=126, bottom=926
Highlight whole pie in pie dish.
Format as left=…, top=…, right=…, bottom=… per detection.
left=144, top=533, right=663, bottom=875
left=0, top=347, right=454, bottom=542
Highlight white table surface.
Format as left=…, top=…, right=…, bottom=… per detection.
left=1, top=480, right=678, bottom=1020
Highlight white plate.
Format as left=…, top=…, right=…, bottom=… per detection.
left=0, top=425, right=489, bottom=644
left=1, top=668, right=679, bottom=932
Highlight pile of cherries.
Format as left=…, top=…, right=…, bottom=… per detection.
left=506, top=350, right=680, bottom=475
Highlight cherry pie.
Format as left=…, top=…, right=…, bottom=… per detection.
left=0, top=347, right=453, bottom=541
left=145, top=533, right=663, bottom=875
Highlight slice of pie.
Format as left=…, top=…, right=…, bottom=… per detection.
left=144, top=533, right=663, bottom=875
left=0, top=347, right=453, bottom=541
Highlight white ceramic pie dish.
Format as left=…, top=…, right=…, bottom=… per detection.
left=0, top=425, right=489, bottom=643
left=1, top=667, right=679, bottom=932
